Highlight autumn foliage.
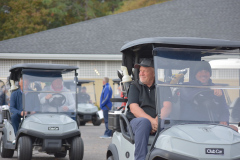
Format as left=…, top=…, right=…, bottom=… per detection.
left=0, top=0, right=169, bottom=41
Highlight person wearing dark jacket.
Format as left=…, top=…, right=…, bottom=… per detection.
left=180, top=61, right=237, bottom=132
left=99, top=77, right=113, bottom=138
left=10, top=77, right=40, bottom=135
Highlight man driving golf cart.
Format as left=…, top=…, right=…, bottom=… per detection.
left=107, top=37, right=240, bottom=160
left=39, top=77, right=75, bottom=113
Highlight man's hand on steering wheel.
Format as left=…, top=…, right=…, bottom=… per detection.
left=212, top=89, right=222, bottom=97
left=45, top=94, right=53, bottom=100
left=62, top=106, right=69, bottom=111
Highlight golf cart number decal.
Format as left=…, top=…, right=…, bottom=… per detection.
left=48, top=127, right=59, bottom=130
left=205, top=148, right=224, bottom=155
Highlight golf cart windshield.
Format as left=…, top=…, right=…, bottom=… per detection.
left=22, top=69, right=76, bottom=117
left=76, top=80, right=96, bottom=104
left=154, top=47, right=240, bottom=126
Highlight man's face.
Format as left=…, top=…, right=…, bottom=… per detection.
left=139, top=66, right=155, bottom=85
left=195, top=70, right=211, bottom=85
left=52, top=78, right=63, bottom=91
left=19, top=78, right=29, bottom=91
left=103, top=80, right=106, bottom=85
left=81, top=88, right=86, bottom=93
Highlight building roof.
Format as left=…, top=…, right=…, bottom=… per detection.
left=0, top=0, right=240, bottom=60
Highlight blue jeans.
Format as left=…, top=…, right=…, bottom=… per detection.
left=11, top=113, right=21, bottom=136
left=103, top=109, right=112, bottom=136
left=130, top=118, right=152, bottom=160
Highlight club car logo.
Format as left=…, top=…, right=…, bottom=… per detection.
left=48, top=127, right=59, bottom=131
left=205, top=148, right=224, bottom=155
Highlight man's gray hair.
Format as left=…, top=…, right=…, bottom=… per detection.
left=103, top=77, right=109, bottom=83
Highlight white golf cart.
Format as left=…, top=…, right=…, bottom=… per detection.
left=0, top=63, right=84, bottom=160
left=106, top=37, right=240, bottom=160
left=66, top=79, right=102, bottom=126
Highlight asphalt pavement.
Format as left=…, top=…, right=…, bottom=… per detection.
left=0, top=122, right=112, bottom=160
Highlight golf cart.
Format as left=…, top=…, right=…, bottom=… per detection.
left=65, top=79, right=101, bottom=126
left=0, top=63, right=84, bottom=160
left=106, top=37, right=240, bottom=160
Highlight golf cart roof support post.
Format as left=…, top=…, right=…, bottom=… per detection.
left=22, top=73, right=26, bottom=119
left=74, top=70, right=78, bottom=122
left=134, top=51, right=139, bottom=81
left=93, top=82, right=97, bottom=104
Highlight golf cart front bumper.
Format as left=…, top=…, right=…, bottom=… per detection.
left=77, top=112, right=98, bottom=121
left=17, top=128, right=80, bottom=152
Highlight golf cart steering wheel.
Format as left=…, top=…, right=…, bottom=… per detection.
left=193, top=89, right=221, bottom=122
left=48, top=93, right=66, bottom=108
left=193, top=89, right=215, bottom=106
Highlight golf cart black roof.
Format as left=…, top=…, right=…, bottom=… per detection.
left=9, top=63, right=78, bottom=82
left=77, top=80, right=95, bottom=85
left=9, top=63, right=78, bottom=72
left=120, top=37, right=240, bottom=81
left=121, top=37, right=240, bottom=52
left=112, top=78, right=121, bottom=83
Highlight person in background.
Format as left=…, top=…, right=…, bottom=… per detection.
left=99, top=77, right=113, bottom=138
left=10, top=77, right=28, bottom=135
left=0, top=80, right=6, bottom=106
left=78, top=86, right=91, bottom=103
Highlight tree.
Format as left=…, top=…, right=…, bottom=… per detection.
left=114, top=0, right=169, bottom=14
left=0, top=0, right=165, bottom=41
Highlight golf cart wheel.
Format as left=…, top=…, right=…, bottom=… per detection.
left=17, top=136, right=32, bottom=160
left=92, top=118, right=101, bottom=126
left=107, top=155, right=114, bottom=160
left=0, top=135, right=14, bottom=158
left=54, top=150, right=67, bottom=158
left=80, top=121, right=86, bottom=126
left=69, top=137, right=84, bottom=160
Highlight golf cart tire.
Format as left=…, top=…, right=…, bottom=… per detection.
left=69, top=136, right=84, bottom=160
left=107, top=144, right=119, bottom=160
left=107, top=155, right=114, bottom=160
left=80, top=121, right=86, bottom=126
left=0, top=135, right=14, bottom=158
left=17, top=136, right=32, bottom=160
left=92, top=118, right=101, bottom=126
left=54, top=150, right=67, bottom=158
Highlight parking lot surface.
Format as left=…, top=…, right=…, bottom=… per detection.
left=0, top=122, right=111, bottom=160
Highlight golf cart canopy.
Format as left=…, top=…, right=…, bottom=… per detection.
left=120, top=37, right=240, bottom=80
left=77, top=80, right=95, bottom=86
left=112, top=79, right=121, bottom=84
left=121, top=37, right=240, bottom=52
left=9, top=63, right=78, bottom=82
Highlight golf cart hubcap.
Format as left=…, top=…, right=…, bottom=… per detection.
left=0, top=140, right=2, bottom=152
left=18, top=142, right=20, bottom=157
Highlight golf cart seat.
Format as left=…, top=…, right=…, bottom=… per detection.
left=1, top=107, right=11, bottom=122
left=119, top=113, right=155, bottom=148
